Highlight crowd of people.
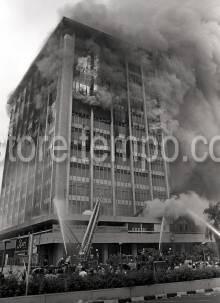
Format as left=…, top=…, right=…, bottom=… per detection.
left=1, top=247, right=220, bottom=280
left=29, top=247, right=220, bottom=277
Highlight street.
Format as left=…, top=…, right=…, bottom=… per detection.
left=145, top=292, right=220, bottom=303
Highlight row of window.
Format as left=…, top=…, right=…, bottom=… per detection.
left=135, top=189, right=149, bottom=202
left=94, top=184, right=112, bottom=199
left=70, top=158, right=165, bottom=185
left=153, top=191, right=167, bottom=200
left=116, top=187, right=132, bottom=201
left=152, top=174, right=166, bottom=188
left=71, top=120, right=162, bottom=159
left=72, top=109, right=161, bottom=139
left=128, top=222, right=154, bottom=232
left=69, top=182, right=90, bottom=196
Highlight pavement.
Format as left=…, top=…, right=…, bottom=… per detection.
left=144, top=292, right=220, bottom=303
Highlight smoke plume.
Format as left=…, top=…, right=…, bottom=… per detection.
left=143, top=192, right=209, bottom=224
left=60, top=0, right=220, bottom=202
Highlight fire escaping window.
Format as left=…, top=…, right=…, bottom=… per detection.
left=73, top=55, right=99, bottom=96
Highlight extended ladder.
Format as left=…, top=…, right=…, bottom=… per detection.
left=79, top=199, right=101, bottom=261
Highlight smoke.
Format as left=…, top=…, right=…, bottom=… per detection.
left=36, top=36, right=63, bottom=87
left=73, top=86, right=112, bottom=108
left=60, top=0, right=220, bottom=201
left=143, top=192, right=209, bottom=226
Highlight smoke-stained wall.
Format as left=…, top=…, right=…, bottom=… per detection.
left=0, top=35, right=61, bottom=231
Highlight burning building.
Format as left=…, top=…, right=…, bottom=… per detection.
left=0, top=18, right=209, bottom=265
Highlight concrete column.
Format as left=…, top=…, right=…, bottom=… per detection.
left=54, top=34, right=75, bottom=215
left=141, top=66, right=154, bottom=201
left=126, top=62, right=136, bottom=215
left=132, top=243, right=138, bottom=257
left=110, top=104, right=116, bottom=216
left=0, top=186, right=6, bottom=230
left=90, top=108, right=94, bottom=210
left=0, top=142, right=9, bottom=229
left=103, top=244, right=109, bottom=263
left=161, top=131, right=170, bottom=199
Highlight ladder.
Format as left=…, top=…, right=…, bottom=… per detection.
left=78, top=199, right=101, bottom=261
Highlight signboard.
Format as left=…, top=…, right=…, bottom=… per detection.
left=16, top=237, right=29, bottom=254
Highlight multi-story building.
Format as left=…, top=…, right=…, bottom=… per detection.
left=0, top=18, right=207, bottom=265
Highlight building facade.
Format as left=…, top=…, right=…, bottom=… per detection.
left=0, top=18, right=207, bottom=265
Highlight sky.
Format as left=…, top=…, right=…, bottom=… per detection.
left=0, top=0, right=80, bottom=184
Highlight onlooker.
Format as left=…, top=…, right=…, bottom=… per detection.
left=79, top=267, right=87, bottom=277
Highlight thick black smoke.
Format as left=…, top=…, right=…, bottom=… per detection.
left=60, top=0, right=220, bottom=202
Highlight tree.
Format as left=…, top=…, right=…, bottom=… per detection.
left=204, top=202, right=220, bottom=258
left=192, top=244, right=217, bottom=261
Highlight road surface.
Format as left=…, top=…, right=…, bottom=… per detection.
left=145, top=292, right=220, bottom=302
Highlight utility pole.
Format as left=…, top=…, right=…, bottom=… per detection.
left=25, top=234, right=33, bottom=296
left=1, top=240, right=9, bottom=273
left=119, top=242, right=123, bottom=269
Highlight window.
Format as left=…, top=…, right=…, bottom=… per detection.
left=128, top=223, right=154, bottom=233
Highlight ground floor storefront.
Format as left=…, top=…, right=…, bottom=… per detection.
left=1, top=239, right=215, bottom=269
left=0, top=216, right=213, bottom=268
